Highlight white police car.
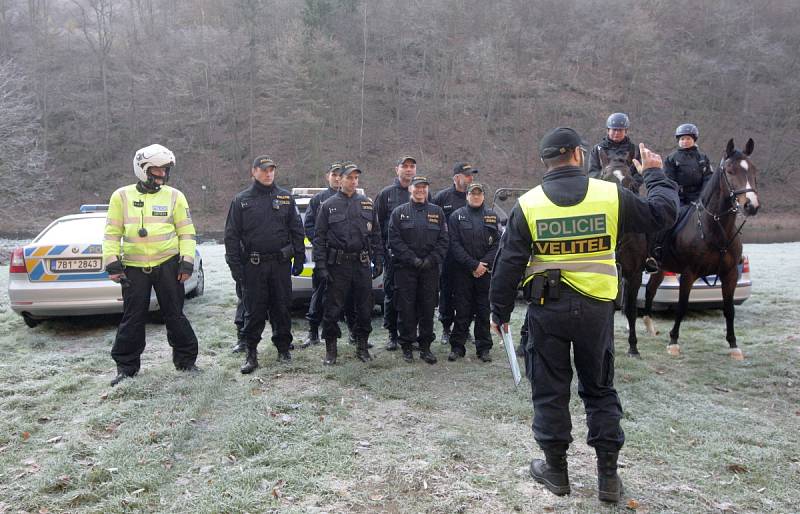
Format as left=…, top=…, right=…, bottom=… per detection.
left=8, top=205, right=204, bottom=327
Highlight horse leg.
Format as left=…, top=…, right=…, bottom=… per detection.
left=720, top=267, right=743, bottom=360
left=625, top=269, right=642, bottom=357
left=643, top=272, right=663, bottom=337
left=667, top=272, right=696, bottom=356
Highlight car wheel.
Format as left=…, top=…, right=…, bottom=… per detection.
left=187, top=262, right=204, bottom=298
left=22, top=313, right=42, bottom=328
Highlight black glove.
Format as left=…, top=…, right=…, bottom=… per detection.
left=179, top=259, right=194, bottom=276
left=230, top=267, right=243, bottom=283
left=421, top=256, right=436, bottom=270
left=105, top=260, right=123, bottom=276
left=413, top=257, right=424, bottom=269
left=316, top=266, right=331, bottom=283
left=372, top=260, right=383, bottom=279
left=292, top=258, right=305, bottom=276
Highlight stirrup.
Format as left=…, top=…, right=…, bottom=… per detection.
left=644, top=257, right=660, bottom=274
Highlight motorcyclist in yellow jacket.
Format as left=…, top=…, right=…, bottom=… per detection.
left=103, top=143, right=200, bottom=386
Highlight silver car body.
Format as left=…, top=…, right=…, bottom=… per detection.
left=8, top=208, right=203, bottom=323
left=636, top=256, right=752, bottom=311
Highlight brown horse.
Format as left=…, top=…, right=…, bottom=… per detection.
left=598, top=152, right=649, bottom=357
left=642, top=138, right=760, bottom=360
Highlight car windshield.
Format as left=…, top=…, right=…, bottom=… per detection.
left=36, top=217, right=105, bottom=244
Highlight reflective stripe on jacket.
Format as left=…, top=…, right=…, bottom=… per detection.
left=519, top=178, right=619, bottom=300
left=103, top=184, right=196, bottom=268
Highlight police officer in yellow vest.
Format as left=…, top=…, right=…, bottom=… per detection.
left=489, top=128, right=678, bottom=503
left=104, top=144, right=200, bottom=386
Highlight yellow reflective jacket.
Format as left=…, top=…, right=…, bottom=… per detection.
left=103, top=184, right=196, bottom=268
left=519, top=178, right=619, bottom=301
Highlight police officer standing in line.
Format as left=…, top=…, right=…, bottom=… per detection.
left=446, top=182, right=499, bottom=362
left=374, top=155, right=417, bottom=351
left=587, top=112, right=643, bottom=189
left=489, top=128, right=678, bottom=503
left=301, top=162, right=343, bottom=348
left=313, top=164, right=383, bottom=364
left=645, top=123, right=713, bottom=272
left=388, top=175, right=449, bottom=364
left=230, top=246, right=248, bottom=353
left=104, top=144, right=200, bottom=386
left=224, top=156, right=305, bottom=374
left=431, top=162, right=475, bottom=345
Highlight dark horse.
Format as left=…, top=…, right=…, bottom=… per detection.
left=598, top=152, right=649, bottom=357
left=643, top=139, right=760, bottom=360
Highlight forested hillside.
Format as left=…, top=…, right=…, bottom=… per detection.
left=2, top=0, right=798, bottom=231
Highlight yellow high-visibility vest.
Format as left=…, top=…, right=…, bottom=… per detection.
left=519, top=178, right=619, bottom=300
left=103, top=184, right=196, bottom=268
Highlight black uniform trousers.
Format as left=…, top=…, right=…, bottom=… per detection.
left=307, top=269, right=357, bottom=331
left=382, top=254, right=398, bottom=337
left=234, top=279, right=245, bottom=338
left=450, top=271, right=492, bottom=355
left=321, top=260, right=373, bottom=341
left=526, top=284, right=625, bottom=453
left=394, top=265, right=439, bottom=348
left=241, top=259, right=293, bottom=350
left=437, top=260, right=456, bottom=328
left=111, top=256, right=198, bottom=375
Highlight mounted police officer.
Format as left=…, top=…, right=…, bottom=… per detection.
left=313, top=164, right=383, bottom=364
left=446, top=182, right=499, bottom=362
left=432, top=162, right=475, bottom=345
left=388, top=175, right=449, bottom=364
left=375, top=155, right=417, bottom=351
left=490, top=128, right=678, bottom=503
left=588, top=113, right=643, bottom=190
left=224, top=156, right=305, bottom=374
left=645, top=123, right=713, bottom=272
left=104, top=144, right=200, bottom=386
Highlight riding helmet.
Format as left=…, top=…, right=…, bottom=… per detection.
left=675, top=123, right=699, bottom=141
left=606, top=113, right=630, bottom=129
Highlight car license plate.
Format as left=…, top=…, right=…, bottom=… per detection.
left=50, top=258, right=102, bottom=273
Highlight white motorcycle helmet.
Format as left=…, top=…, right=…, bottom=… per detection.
left=133, top=144, right=175, bottom=189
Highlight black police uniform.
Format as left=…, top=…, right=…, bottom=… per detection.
left=313, top=190, right=383, bottom=361
left=663, top=146, right=713, bottom=205
left=490, top=165, right=678, bottom=456
left=387, top=198, right=449, bottom=361
left=224, top=180, right=305, bottom=357
left=431, top=185, right=467, bottom=335
left=447, top=203, right=499, bottom=359
left=587, top=136, right=644, bottom=189
left=374, top=178, right=412, bottom=342
left=304, top=186, right=357, bottom=340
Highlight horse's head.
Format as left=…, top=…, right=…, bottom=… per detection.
left=598, top=150, right=638, bottom=193
left=721, top=138, right=760, bottom=216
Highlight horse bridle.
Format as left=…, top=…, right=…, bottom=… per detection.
left=694, top=153, right=757, bottom=255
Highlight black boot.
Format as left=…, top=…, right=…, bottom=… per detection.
left=110, top=369, right=134, bottom=387
left=301, top=324, right=320, bottom=348
left=385, top=333, right=399, bottom=351
left=477, top=350, right=492, bottom=362
left=597, top=450, right=623, bottom=503
left=529, top=452, right=570, bottom=496
left=440, top=325, right=451, bottom=345
left=231, top=338, right=247, bottom=353
left=356, top=337, right=373, bottom=362
left=240, top=346, right=259, bottom=374
left=419, top=345, right=437, bottom=364
left=323, top=339, right=338, bottom=366
left=277, top=349, right=292, bottom=363
left=401, top=344, right=414, bottom=363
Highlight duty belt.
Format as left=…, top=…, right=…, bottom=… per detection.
left=328, top=248, right=370, bottom=265
left=249, top=251, right=282, bottom=265
left=523, top=269, right=562, bottom=304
